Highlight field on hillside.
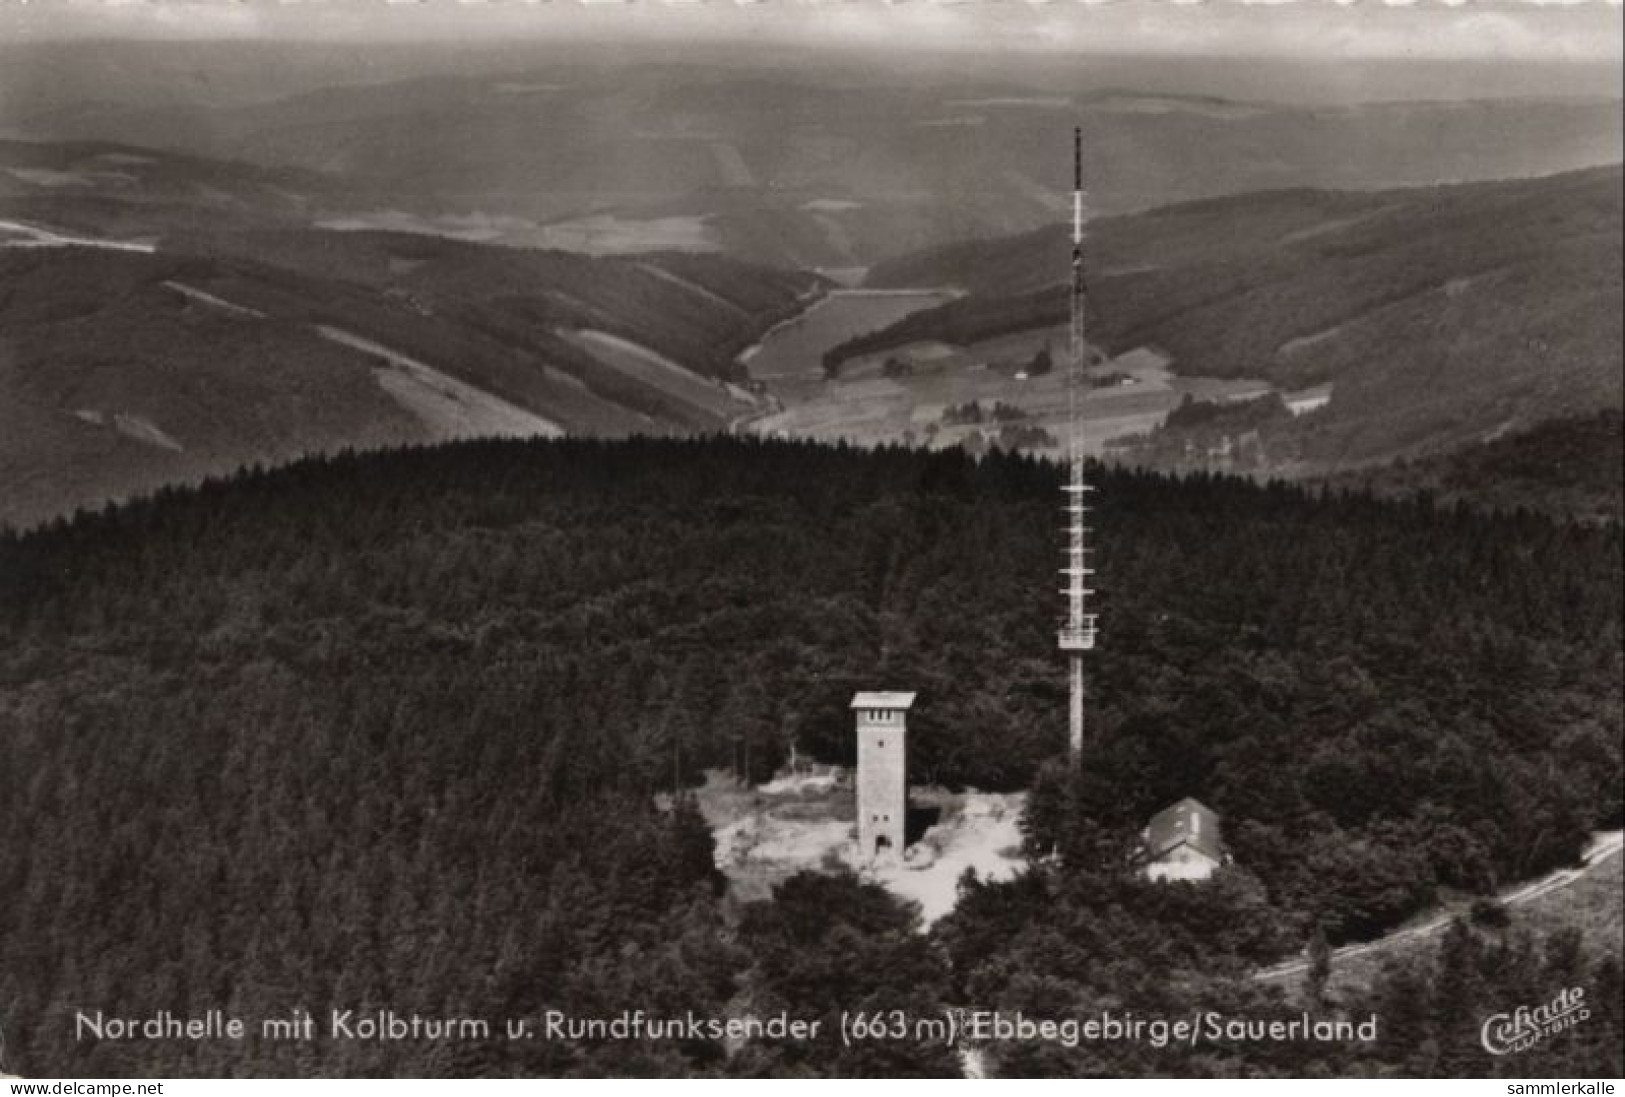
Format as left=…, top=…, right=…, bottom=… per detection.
left=560, top=329, right=754, bottom=421
left=754, top=335, right=1301, bottom=455
left=318, top=210, right=721, bottom=255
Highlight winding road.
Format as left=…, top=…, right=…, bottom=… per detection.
left=1255, top=829, right=1624, bottom=982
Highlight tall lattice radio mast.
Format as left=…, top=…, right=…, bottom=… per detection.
left=1057, top=126, right=1099, bottom=766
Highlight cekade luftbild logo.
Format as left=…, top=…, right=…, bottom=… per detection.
left=1481, top=986, right=1590, bottom=1055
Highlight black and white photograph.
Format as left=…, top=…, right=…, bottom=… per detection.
left=0, top=0, right=1621, bottom=1083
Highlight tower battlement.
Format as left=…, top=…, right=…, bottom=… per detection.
left=852, top=691, right=914, bottom=862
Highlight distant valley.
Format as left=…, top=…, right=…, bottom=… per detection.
left=777, top=167, right=1622, bottom=516
left=1, top=47, right=1621, bottom=529
left=0, top=140, right=818, bottom=529
left=3, top=140, right=1621, bottom=528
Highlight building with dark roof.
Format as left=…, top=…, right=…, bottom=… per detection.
left=1140, top=797, right=1227, bottom=882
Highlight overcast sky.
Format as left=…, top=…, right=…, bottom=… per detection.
left=4, top=0, right=1621, bottom=61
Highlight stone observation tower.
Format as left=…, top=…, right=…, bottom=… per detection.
left=852, top=691, right=915, bottom=861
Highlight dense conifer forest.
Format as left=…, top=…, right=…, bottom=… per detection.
left=0, top=437, right=1618, bottom=1076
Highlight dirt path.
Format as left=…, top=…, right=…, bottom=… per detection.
left=1255, top=829, right=1625, bottom=982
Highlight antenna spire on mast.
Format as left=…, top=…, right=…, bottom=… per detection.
left=1073, top=126, right=1083, bottom=236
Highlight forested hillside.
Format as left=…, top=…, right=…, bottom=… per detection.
left=0, top=138, right=340, bottom=229
left=1320, top=410, right=1624, bottom=524
left=0, top=438, right=1618, bottom=1076
left=161, top=229, right=816, bottom=384
left=939, top=849, right=1624, bottom=1077
left=0, top=149, right=821, bottom=529
left=847, top=168, right=1623, bottom=476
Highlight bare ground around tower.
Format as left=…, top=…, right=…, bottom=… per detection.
left=688, top=768, right=1028, bottom=927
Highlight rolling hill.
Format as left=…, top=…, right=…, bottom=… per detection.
left=844, top=167, right=1624, bottom=479
left=0, top=140, right=822, bottom=530
left=1323, top=410, right=1625, bottom=524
